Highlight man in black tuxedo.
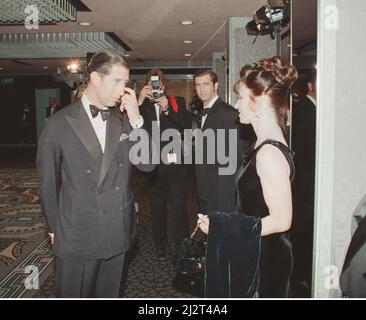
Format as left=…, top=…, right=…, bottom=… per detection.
left=37, top=48, right=155, bottom=298
left=138, top=69, right=191, bottom=259
left=291, top=71, right=317, bottom=296
left=193, top=70, right=247, bottom=214
left=46, top=97, right=63, bottom=117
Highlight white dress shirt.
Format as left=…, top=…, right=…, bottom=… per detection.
left=201, top=95, right=219, bottom=129
left=154, top=103, right=161, bottom=128
left=81, top=94, right=107, bottom=153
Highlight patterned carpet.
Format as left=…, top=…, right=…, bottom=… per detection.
left=0, top=169, right=53, bottom=298
left=0, top=166, right=201, bottom=298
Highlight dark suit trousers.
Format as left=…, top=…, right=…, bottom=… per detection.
left=55, top=253, right=125, bottom=298
left=149, top=166, right=188, bottom=249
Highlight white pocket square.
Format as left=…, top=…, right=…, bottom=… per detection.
left=119, top=133, right=130, bottom=141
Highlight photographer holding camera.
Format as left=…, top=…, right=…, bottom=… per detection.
left=138, top=69, right=191, bottom=260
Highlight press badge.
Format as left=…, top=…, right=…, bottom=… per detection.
left=167, top=153, right=177, bottom=163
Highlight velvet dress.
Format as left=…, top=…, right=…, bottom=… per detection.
left=235, top=139, right=295, bottom=297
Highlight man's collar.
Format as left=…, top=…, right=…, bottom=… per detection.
left=81, top=94, right=95, bottom=119
left=204, top=95, right=219, bottom=109
left=82, top=93, right=93, bottom=108
left=82, top=92, right=105, bottom=109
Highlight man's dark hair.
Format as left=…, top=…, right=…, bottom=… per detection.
left=87, top=48, right=129, bottom=79
left=193, top=69, right=218, bottom=85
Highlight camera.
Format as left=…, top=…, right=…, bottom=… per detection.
left=189, top=95, right=203, bottom=121
left=149, top=75, right=165, bottom=102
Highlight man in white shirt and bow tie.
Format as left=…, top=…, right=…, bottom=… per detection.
left=37, top=48, right=155, bottom=298
left=194, top=69, right=247, bottom=215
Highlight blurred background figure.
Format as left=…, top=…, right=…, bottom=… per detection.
left=291, top=70, right=317, bottom=297
left=46, top=97, right=62, bottom=117
left=19, top=102, right=34, bottom=144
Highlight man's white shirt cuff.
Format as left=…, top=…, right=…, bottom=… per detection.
left=130, top=115, right=144, bottom=129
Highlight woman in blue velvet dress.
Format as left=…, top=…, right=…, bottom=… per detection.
left=198, top=56, right=298, bottom=297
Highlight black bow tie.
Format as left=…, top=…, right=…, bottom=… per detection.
left=201, top=108, right=211, bottom=117
left=90, top=105, right=111, bottom=121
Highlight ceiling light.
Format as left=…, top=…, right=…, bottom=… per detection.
left=180, top=20, right=193, bottom=26
left=184, top=40, right=193, bottom=44
left=79, top=21, right=92, bottom=26
left=0, top=67, right=3, bottom=71
left=67, top=62, right=79, bottom=74
left=184, top=53, right=192, bottom=57
left=43, top=66, right=49, bottom=69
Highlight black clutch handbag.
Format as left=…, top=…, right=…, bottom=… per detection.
left=172, top=225, right=206, bottom=297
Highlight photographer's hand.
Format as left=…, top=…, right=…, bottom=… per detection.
left=156, top=96, right=169, bottom=112
left=137, top=85, right=152, bottom=106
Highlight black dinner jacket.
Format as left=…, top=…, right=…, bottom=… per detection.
left=37, top=99, right=155, bottom=260
left=195, top=97, right=248, bottom=213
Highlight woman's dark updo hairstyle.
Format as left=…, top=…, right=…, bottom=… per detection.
left=235, top=56, right=298, bottom=131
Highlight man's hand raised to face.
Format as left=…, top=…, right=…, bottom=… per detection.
left=120, top=87, right=141, bottom=125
